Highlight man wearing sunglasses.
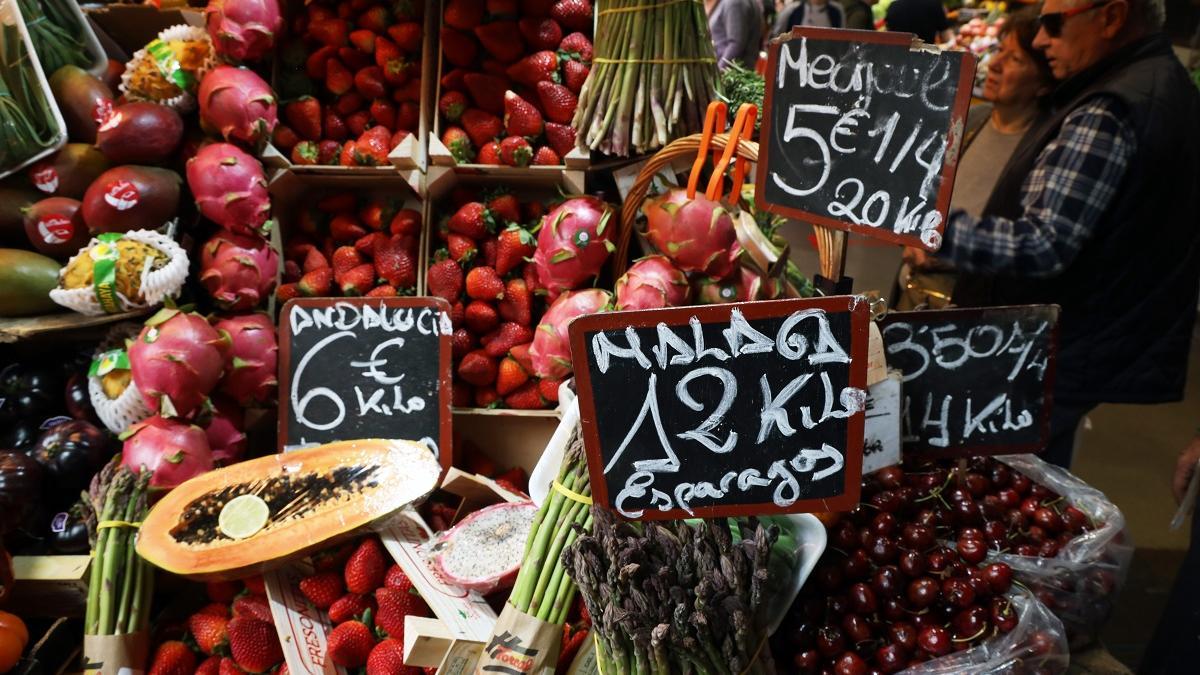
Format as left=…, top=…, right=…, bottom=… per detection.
left=933, top=0, right=1200, bottom=470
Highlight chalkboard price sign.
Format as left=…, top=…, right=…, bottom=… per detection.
left=879, top=305, right=1060, bottom=456
left=569, top=297, right=870, bottom=520
left=279, top=298, right=453, bottom=473
left=755, top=28, right=976, bottom=251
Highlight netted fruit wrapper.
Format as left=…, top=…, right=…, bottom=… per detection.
left=88, top=322, right=152, bottom=434
left=50, top=229, right=188, bottom=316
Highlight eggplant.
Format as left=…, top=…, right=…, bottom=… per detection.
left=0, top=451, right=43, bottom=533
left=0, top=364, right=65, bottom=425
left=48, top=510, right=90, bottom=554
left=1, top=419, right=40, bottom=451
left=32, top=420, right=114, bottom=501
left=65, top=372, right=98, bottom=424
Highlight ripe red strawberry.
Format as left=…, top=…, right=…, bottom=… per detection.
left=357, top=6, right=390, bottom=33
left=339, top=141, right=357, bottom=166
left=559, top=32, right=593, bottom=60
left=375, top=237, right=417, bottom=288
left=196, top=655, right=222, bottom=675
left=439, top=91, right=469, bottom=122
left=535, top=81, right=577, bottom=124
left=273, top=125, right=300, bottom=152
left=285, top=97, right=322, bottom=141
left=385, top=564, right=413, bottom=592
left=387, top=22, right=423, bottom=52
left=305, top=247, right=332, bottom=272
left=291, top=141, right=318, bottom=165
left=496, top=356, right=529, bottom=395
left=474, top=386, right=501, bottom=407
left=366, top=639, right=410, bottom=675
left=334, top=92, right=365, bottom=116
left=442, top=67, right=469, bottom=92
left=466, top=266, right=506, bottom=300
left=199, top=602, right=230, bottom=618
left=448, top=233, right=478, bottom=262
left=341, top=263, right=376, bottom=296
left=305, top=45, right=337, bottom=79
left=375, top=38, right=410, bottom=85
left=475, top=21, right=524, bottom=63
left=375, top=586, right=430, bottom=639
left=207, top=580, right=240, bottom=604
left=504, top=380, right=544, bottom=409
left=345, top=538, right=386, bottom=594
left=329, top=593, right=374, bottom=624
left=427, top=257, right=464, bottom=301
left=498, top=278, right=532, bottom=324
left=488, top=0, right=519, bottom=15
left=360, top=199, right=395, bottom=232
left=551, top=0, right=592, bottom=30
left=449, top=202, right=492, bottom=239
left=276, top=283, right=299, bottom=301
left=148, top=641, right=195, bottom=675
left=451, top=328, right=475, bottom=358
left=460, top=109, right=504, bottom=148
left=496, top=225, right=536, bottom=275
left=232, top=595, right=274, bottom=624
left=356, top=232, right=388, bottom=257
left=325, top=58, right=353, bottom=95
left=463, top=73, right=510, bottom=114
left=442, top=126, right=473, bottom=164
left=370, top=99, right=396, bottom=129
left=518, top=17, right=563, bottom=50
left=499, top=136, right=532, bottom=167
left=349, top=29, right=376, bottom=53
left=485, top=193, right=520, bottom=224
left=339, top=46, right=373, bottom=72
left=390, top=208, right=422, bottom=236
left=504, top=90, right=544, bottom=136
left=353, top=126, right=393, bottom=165
left=299, top=570, right=344, bottom=608
left=509, top=342, right=534, bottom=372
left=321, top=110, right=347, bottom=140
left=227, top=616, right=283, bottom=673
left=441, top=27, right=478, bottom=68
left=481, top=239, right=499, bottom=267
left=475, top=140, right=502, bottom=164
left=299, top=268, right=333, bottom=296
left=444, top=0, right=485, bottom=29
left=310, top=17, right=350, bottom=47
left=217, top=658, right=243, bottom=675
left=532, top=146, right=561, bottom=165
left=544, top=122, right=576, bottom=157
left=189, top=612, right=229, bottom=655
left=364, top=284, right=396, bottom=297
left=485, top=322, right=534, bottom=357
left=458, top=350, right=498, bottom=386
left=331, top=213, right=368, bottom=242
left=563, top=59, right=589, bottom=93
left=327, top=619, right=374, bottom=668
left=539, top=378, right=563, bottom=402
left=392, top=129, right=412, bottom=148
left=464, top=300, right=500, bottom=334
left=449, top=300, right=466, bottom=326
left=353, top=67, right=386, bottom=99
left=347, top=110, right=371, bottom=136
left=506, top=51, right=558, bottom=87
left=318, top=140, right=343, bottom=163
left=396, top=101, right=420, bottom=131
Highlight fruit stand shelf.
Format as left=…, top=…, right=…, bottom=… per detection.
left=0, top=310, right=151, bottom=344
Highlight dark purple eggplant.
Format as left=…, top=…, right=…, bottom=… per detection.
left=0, top=451, right=43, bottom=533
left=0, top=364, right=64, bottom=422
left=32, top=420, right=113, bottom=499
left=64, top=372, right=98, bottom=424
left=48, top=510, right=89, bottom=553
left=1, top=419, right=40, bottom=451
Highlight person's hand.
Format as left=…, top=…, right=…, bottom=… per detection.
left=1173, top=435, right=1200, bottom=504
left=902, top=246, right=931, bottom=269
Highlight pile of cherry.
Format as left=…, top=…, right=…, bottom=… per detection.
left=774, top=458, right=1091, bottom=674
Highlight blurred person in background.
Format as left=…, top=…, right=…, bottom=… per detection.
left=773, top=0, right=847, bottom=34
left=842, top=0, right=877, bottom=29
left=884, top=0, right=953, bottom=42
left=708, top=0, right=765, bottom=69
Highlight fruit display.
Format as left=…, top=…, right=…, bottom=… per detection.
left=435, top=0, right=594, bottom=166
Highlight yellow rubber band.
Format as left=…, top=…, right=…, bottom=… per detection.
left=592, top=57, right=717, bottom=65
left=597, top=0, right=704, bottom=16
left=97, top=519, right=142, bottom=530
left=552, top=480, right=593, bottom=506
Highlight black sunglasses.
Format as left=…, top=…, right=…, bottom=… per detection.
left=1037, top=0, right=1112, bottom=37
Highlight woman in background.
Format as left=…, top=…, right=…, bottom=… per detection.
left=707, top=0, right=765, bottom=70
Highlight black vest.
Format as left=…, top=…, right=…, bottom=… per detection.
left=953, top=34, right=1200, bottom=405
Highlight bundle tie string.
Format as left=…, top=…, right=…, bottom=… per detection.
left=551, top=480, right=592, bottom=506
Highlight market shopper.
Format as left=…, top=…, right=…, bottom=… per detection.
left=884, top=0, right=953, bottom=43
left=773, top=0, right=847, bottom=35
left=927, top=0, right=1200, bottom=468
left=841, top=0, right=876, bottom=29
left=708, top=0, right=766, bottom=70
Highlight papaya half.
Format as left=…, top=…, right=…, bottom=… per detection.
left=137, top=439, right=440, bottom=580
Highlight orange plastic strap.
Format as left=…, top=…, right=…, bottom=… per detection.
left=706, top=103, right=757, bottom=202
left=687, top=101, right=727, bottom=199
left=728, top=104, right=759, bottom=200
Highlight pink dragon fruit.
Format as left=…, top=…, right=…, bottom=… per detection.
left=129, top=309, right=230, bottom=418
left=214, top=313, right=278, bottom=405
left=529, top=289, right=612, bottom=379
left=205, top=394, right=247, bottom=466
left=533, top=196, right=617, bottom=299
left=643, top=187, right=738, bottom=279
left=187, top=142, right=271, bottom=237
left=205, top=0, right=283, bottom=63
left=695, top=266, right=780, bottom=304
left=430, top=501, right=538, bottom=593
left=198, top=66, right=278, bottom=150
left=200, top=231, right=279, bottom=311
left=121, top=415, right=214, bottom=489
left=614, top=255, right=691, bottom=311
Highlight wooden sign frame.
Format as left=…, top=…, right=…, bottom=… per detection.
left=278, top=297, right=454, bottom=474
left=569, top=296, right=870, bottom=520
left=755, top=27, right=976, bottom=251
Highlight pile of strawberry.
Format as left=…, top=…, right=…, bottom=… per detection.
left=277, top=192, right=421, bottom=299
left=298, top=537, right=431, bottom=674
left=147, top=576, right=284, bottom=675
left=273, top=0, right=423, bottom=167
left=437, top=0, right=594, bottom=167
left=425, top=188, right=558, bottom=409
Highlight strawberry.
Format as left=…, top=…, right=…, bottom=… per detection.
left=466, top=266, right=506, bottom=300
left=439, top=91, right=469, bottom=122
left=375, top=38, right=410, bottom=85
left=442, top=126, right=474, bottom=164
left=475, top=21, right=524, bottom=63
left=349, top=29, right=376, bottom=53
left=464, top=300, right=500, bottom=334
left=218, top=659, right=243, bottom=675
left=148, top=641, right=195, bottom=675
left=354, top=66, right=387, bottom=99
left=329, top=593, right=375, bottom=624
left=454, top=324, right=477, bottom=352
left=444, top=0, right=485, bottom=29
left=345, top=538, right=387, bottom=594
left=331, top=214, right=369, bottom=242
left=327, top=619, right=374, bottom=668
left=448, top=233, right=478, bottom=262
left=375, top=586, right=430, bottom=639
left=481, top=238, right=499, bottom=267
left=486, top=193, right=521, bottom=224
left=365, top=284, right=397, bottom=297
left=506, top=51, right=558, bottom=87
left=285, top=97, right=322, bottom=141
left=448, top=202, right=492, bottom=239
left=356, top=232, right=388, bottom=256
left=272, top=125, right=300, bottom=152
left=499, top=136, right=532, bottom=167
left=559, top=32, right=593, bottom=60
left=375, top=237, right=417, bottom=288
left=199, top=602, right=231, bottom=618
left=539, top=378, right=563, bottom=402
left=551, top=0, right=592, bottom=30
left=366, top=639, right=410, bottom=675
left=392, top=129, right=412, bottom=148
left=496, top=225, right=536, bottom=275
left=442, top=67, right=469, bottom=92
left=510, top=342, right=534, bottom=372
left=305, top=246, right=332, bottom=272
left=487, top=0, right=519, bottom=15
left=326, top=58, right=354, bottom=95
left=360, top=200, right=395, bottom=232
left=498, top=278, right=532, bottom=324
left=370, top=99, right=396, bottom=129
left=459, top=109, right=503, bottom=149
left=482, top=58, right=511, bottom=77
left=563, top=59, right=589, bottom=93
left=427, top=257, right=464, bottom=300
left=518, top=17, right=562, bottom=50
left=207, top=580, right=240, bottom=604
left=533, top=146, right=561, bottom=165
left=334, top=92, right=365, bottom=116
left=305, top=45, right=338, bottom=79
left=522, top=0, right=556, bottom=16
left=441, top=27, right=479, bottom=68
left=388, top=22, right=423, bottom=52
left=390, top=208, right=422, bottom=236
left=535, top=81, right=577, bottom=124
left=463, top=73, right=510, bottom=114
left=544, top=122, right=576, bottom=157
left=485, top=322, right=534, bottom=357
left=385, top=564, right=413, bottom=592
left=291, top=141, right=318, bottom=165
left=347, top=110, right=371, bottom=136
left=227, top=616, right=283, bottom=673
left=354, top=125, right=393, bottom=165
left=475, top=386, right=501, bottom=407
left=299, top=268, right=333, bottom=296
left=332, top=246, right=364, bottom=278
left=505, top=380, right=544, bottom=409
left=338, top=47, right=373, bottom=72
left=196, top=655, right=222, bottom=675
left=357, top=6, right=390, bottom=32
left=341, top=263, right=376, bottom=295
left=310, top=17, right=350, bottom=47
left=299, top=570, right=344, bottom=608
left=476, top=140, right=502, bottom=164
left=496, top=356, right=529, bottom=395
left=458, top=350, right=498, bottom=386
left=284, top=260, right=302, bottom=282
left=396, top=101, right=420, bottom=131
left=232, top=595, right=274, bottom=624
left=189, top=612, right=229, bottom=655
left=276, top=283, right=299, bottom=301
left=504, top=90, right=544, bottom=136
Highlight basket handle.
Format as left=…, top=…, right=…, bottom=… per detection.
left=705, top=104, right=758, bottom=203
left=686, top=101, right=727, bottom=200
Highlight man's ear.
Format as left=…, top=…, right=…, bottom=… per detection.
left=1100, top=0, right=1130, bottom=38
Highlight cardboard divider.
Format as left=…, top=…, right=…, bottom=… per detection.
left=264, top=560, right=347, bottom=675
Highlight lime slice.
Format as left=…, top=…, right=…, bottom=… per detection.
left=218, top=494, right=270, bottom=539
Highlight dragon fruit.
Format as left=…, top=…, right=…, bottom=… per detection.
left=643, top=188, right=738, bottom=279
left=214, top=313, right=278, bottom=405
left=200, top=231, right=279, bottom=311
left=614, top=255, right=690, bottom=311
left=205, top=0, right=283, bottom=63
left=695, top=266, right=780, bottom=304
left=430, top=501, right=538, bottom=593
left=187, top=143, right=272, bottom=237
left=205, top=394, right=247, bottom=466
left=198, top=66, right=278, bottom=149
left=533, top=196, right=617, bottom=299
left=122, top=415, right=214, bottom=489
left=129, top=309, right=229, bottom=418
left=529, top=289, right=613, bottom=380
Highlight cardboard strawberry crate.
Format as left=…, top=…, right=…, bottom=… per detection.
left=265, top=0, right=438, bottom=180
left=428, top=0, right=595, bottom=172
left=269, top=171, right=427, bottom=299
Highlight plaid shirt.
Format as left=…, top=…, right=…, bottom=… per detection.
left=939, top=96, right=1137, bottom=277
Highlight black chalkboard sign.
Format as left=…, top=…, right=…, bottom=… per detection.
left=278, top=298, right=453, bottom=472
left=755, top=28, right=976, bottom=251
left=879, top=305, right=1060, bottom=456
left=569, top=297, right=869, bottom=520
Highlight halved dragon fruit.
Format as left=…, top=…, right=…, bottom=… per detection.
left=529, top=288, right=612, bottom=380
left=205, top=0, right=283, bottom=63
left=532, top=196, right=617, bottom=299
left=429, top=501, right=539, bottom=593
left=614, top=255, right=690, bottom=311
left=122, top=415, right=214, bottom=490
left=213, top=313, right=278, bottom=405
left=129, top=308, right=229, bottom=418
left=198, top=66, right=278, bottom=150
left=187, top=143, right=272, bottom=238
left=200, top=231, right=279, bottom=311
left=204, top=394, right=247, bottom=466
left=642, top=188, right=738, bottom=279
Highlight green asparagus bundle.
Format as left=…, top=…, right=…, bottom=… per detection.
left=0, top=18, right=59, bottom=170
left=562, top=510, right=782, bottom=675
left=85, top=465, right=154, bottom=637
left=572, top=0, right=719, bottom=157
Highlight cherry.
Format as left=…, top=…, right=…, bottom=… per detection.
left=989, top=464, right=1011, bottom=488
left=868, top=535, right=898, bottom=564
left=959, top=527, right=985, bottom=542
left=981, top=495, right=1004, bottom=519
left=870, top=568, right=901, bottom=601
left=875, top=644, right=909, bottom=674
left=876, top=466, right=904, bottom=489
left=901, top=523, right=935, bottom=550
left=983, top=520, right=1008, bottom=543
left=965, top=568, right=992, bottom=599
left=964, top=472, right=989, bottom=497
left=850, top=581, right=879, bottom=613
left=1016, top=544, right=1039, bottom=556
left=841, top=612, right=873, bottom=643
left=794, top=650, right=820, bottom=673
left=942, top=578, right=976, bottom=608
left=1039, top=540, right=1061, bottom=558
left=907, top=577, right=940, bottom=608
left=997, top=487, right=1020, bottom=509
left=954, top=498, right=981, bottom=524
left=990, top=596, right=1018, bottom=633
left=834, top=652, right=868, bottom=675
left=1023, top=630, right=1060, bottom=657
left=1020, top=497, right=1041, bottom=519
left=888, top=622, right=918, bottom=651
left=1033, top=507, right=1064, bottom=533
left=945, top=560, right=969, bottom=579
left=871, top=512, right=898, bottom=536
left=870, top=490, right=902, bottom=513
left=934, top=506, right=958, bottom=528
left=914, top=509, right=937, bottom=528
left=956, top=537, right=987, bottom=564
left=833, top=522, right=860, bottom=550
left=829, top=594, right=851, bottom=616
left=816, top=625, right=845, bottom=656
left=1029, top=484, right=1054, bottom=501
left=789, top=622, right=816, bottom=648
left=1011, top=473, right=1032, bottom=494
left=918, top=625, right=952, bottom=656
left=844, top=549, right=872, bottom=580
left=818, top=564, right=844, bottom=592
left=1005, top=509, right=1028, bottom=531
left=881, top=597, right=907, bottom=621
left=898, top=550, right=926, bottom=578
left=1027, top=525, right=1047, bottom=544
left=946, top=487, right=971, bottom=503
left=983, top=563, right=1013, bottom=593
left=952, top=605, right=989, bottom=640
left=926, top=549, right=950, bottom=573
left=1063, top=505, right=1089, bottom=532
